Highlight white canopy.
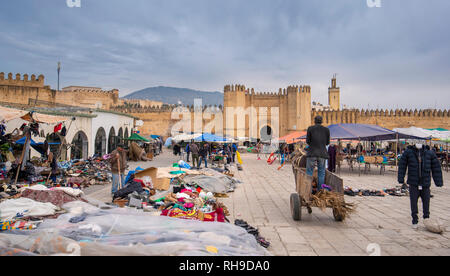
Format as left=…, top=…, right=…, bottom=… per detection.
left=393, top=127, right=432, bottom=139
left=393, top=127, right=450, bottom=141
left=0, top=106, right=68, bottom=124
left=172, top=133, right=201, bottom=142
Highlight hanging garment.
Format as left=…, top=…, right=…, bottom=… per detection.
left=328, top=145, right=337, bottom=172
left=60, top=126, right=67, bottom=137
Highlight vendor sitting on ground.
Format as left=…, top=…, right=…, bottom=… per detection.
left=109, top=144, right=128, bottom=196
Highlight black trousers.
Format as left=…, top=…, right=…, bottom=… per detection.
left=409, top=185, right=430, bottom=225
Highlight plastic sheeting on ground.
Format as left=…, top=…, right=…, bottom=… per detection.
left=0, top=202, right=270, bottom=256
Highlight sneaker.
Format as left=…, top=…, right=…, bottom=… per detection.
left=412, top=224, right=419, bottom=230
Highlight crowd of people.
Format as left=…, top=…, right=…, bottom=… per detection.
left=172, top=140, right=239, bottom=169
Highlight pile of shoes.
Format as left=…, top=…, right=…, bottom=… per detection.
left=234, top=219, right=270, bottom=248
left=384, top=186, right=408, bottom=197
left=344, top=186, right=408, bottom=197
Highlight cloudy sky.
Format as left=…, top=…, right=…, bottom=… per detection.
left=1, top=0, right=449, bottom=110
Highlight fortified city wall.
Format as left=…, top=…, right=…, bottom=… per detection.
left=0, top=72, right=119, bottom=109
left=1, top=72, right=449, bottom=137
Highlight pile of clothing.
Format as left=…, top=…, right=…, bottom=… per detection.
left=157, top=179, right=230, bottom=223
left=0, top=185, right=86, bottom=232
left=112, top=174, right=156, bottom=208
left=7, top=161, right=44, bottom=184
left=0, top=184, right=20, bottom=200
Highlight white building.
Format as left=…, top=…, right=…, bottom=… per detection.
left=4, top=107, right=136, bottom=160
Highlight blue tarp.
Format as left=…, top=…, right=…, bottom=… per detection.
left=326, top=124, right=423, bottom=141
left=15, top=137, right=39, bottom=146
left=164, top=137, right=173, bottom=147
left=194, top=133, right=229, bottom=142
left=16, top=137, right=60, bottom=146
left=150, top=135, right=161, bottom=139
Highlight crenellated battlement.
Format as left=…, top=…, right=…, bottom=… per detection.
left=111, top=104, right=224, bottom=114
left=312, top=108, right=450, bottom=130
left=224, top=84, right=246, bottom=93
left=61, top=86, right=119, bottom=95
left=0, top=72, right=45, bottom=87
left=225, top=84, right=311, bottom=96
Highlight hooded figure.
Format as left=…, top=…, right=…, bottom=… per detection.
left=398, top=144, right=443, bottom=228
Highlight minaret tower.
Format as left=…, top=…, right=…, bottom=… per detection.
left=328, top=74, right=340, bottom=111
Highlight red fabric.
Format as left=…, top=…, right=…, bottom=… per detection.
left=161, top=208, right=225, bottom=223
left=54, top=123, right=62, bottom=133
left=134, top=179, right=145, bottom=187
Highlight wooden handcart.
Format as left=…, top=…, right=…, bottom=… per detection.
left=290, top=166, right=345, bottom=222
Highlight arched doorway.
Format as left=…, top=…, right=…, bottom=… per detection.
left=71, top=131, right=88, bottom=160
left=95, top=127, right=107, bottom=156
left=118, top=128, right=124, bottom=139
left=124, top=128, right=129, bottom=140
left=260, top=125, right=273, bottom=142
left=108, top=127, right=116, bottom=153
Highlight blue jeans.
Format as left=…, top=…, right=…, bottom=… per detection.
left=112, top=173, right=125, bottom=195
left=306, top=157, right=326, bottom=190
left=198, top=156, right=208, bottom=168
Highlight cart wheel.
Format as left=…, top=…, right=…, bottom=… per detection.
left=290, top=193, right=302, bottom=221
left=333, top=208, right=344, bottom=222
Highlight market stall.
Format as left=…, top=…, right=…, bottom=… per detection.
left=322, top=124, right=425, bottom=175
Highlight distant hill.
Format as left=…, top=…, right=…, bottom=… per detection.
left=123, top=86, right=224, bottom=106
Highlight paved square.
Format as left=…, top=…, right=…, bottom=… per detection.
left=86, top=151, right=450, bottom=256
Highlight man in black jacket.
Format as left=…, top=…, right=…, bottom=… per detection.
left=398, top=144, right=443, bottom=229
left=306, top=116, right=330, bottom=190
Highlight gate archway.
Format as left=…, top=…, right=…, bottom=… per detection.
left=260, top=125, right=273, bottom=142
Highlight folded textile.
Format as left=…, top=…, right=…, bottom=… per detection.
left=0, top=198, right=58, bottom=221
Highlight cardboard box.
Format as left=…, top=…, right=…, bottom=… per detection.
left=135, top=167, right=171, bottom=191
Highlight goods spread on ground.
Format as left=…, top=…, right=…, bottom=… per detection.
left=0, top=158, right=271, bottom=256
